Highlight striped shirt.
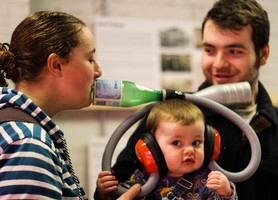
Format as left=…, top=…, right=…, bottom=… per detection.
left=0, top=87, right=87, bottom=199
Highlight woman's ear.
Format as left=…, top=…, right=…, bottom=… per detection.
left=260, top=44, right=270, bottom=66
left=47, top=53, right=63, bottom=77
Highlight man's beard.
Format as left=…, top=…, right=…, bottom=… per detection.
left=204, top=56, right=260, bottom=92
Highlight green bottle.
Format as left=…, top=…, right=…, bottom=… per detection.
left=92, top=79, right=162, bottom=107
left=91, top=79, right=251, bottom=108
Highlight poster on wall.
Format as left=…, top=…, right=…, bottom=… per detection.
left=93, top=16, right=205, bottom=93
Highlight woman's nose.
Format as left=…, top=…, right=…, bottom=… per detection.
left=94, top=61, right=102, bottom=78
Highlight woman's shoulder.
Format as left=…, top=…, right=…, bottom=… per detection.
left=0, top=121, right=55, bottom=152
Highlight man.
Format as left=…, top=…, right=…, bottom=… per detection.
left=110, top=0, right=278, bottom=199
left=198, top=0, right=278, bottom=199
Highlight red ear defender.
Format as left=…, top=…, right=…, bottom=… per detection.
left=135, top=125, right=221, bottom=175
left=202, top=124, right=222, bottom=167
left=135, top=139, right=159, bottom=174
left=212, top=129, right=221, bottom=161
left=135, top=133, right=168, bottom=175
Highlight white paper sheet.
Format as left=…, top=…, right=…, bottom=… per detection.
left=94, top=17, right=204, bottom=93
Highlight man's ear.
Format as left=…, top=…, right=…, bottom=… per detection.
left=47, top=53, right=63, bottom=77
left=260, top=44, right=270, bottom=66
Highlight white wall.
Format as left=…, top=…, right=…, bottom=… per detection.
left=1, top=0, right=278, bottom=198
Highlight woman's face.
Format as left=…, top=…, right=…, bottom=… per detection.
left=59, top=26, right=102, bottom=109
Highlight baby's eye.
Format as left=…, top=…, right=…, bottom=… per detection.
left=193, top=140, right=201, bottom=147
left=172, top=140, right=181, bottom=146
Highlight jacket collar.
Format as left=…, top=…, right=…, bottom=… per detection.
left=198, top=81, right=278, bottom=134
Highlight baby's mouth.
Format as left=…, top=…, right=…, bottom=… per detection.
left=183, top=157, right=194, bottom=163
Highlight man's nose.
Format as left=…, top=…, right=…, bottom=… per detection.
left=213, top=52, right=229, bottom=69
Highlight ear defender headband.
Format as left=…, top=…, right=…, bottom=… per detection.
left=135, top=124, right=221, bottom=176
left=102, top=94, right=261, bottom=198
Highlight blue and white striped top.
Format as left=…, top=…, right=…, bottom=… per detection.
left=0, top=87, right=86, bottom=199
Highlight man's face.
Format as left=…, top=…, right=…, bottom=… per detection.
left=202, top=19, right=259, bottom=86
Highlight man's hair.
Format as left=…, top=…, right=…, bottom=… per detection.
left=201, top=0, right=269, bottom=56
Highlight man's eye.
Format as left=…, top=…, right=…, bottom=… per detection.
left=203, top=47, right=214, bottom=54
left=230, top=49, right=242, bottom=54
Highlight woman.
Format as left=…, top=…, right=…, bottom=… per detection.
left=0, top=11, right=139, bottom=200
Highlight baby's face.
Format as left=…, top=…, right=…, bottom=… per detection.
left=154, top=120, right=205, bottom=177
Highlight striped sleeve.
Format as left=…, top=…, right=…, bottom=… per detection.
left=0, top=122, right=64, bottom=199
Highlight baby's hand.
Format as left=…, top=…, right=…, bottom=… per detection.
left=206, top=171, right=232, bottom=197
left=97, top=171, right=118, bottom=199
